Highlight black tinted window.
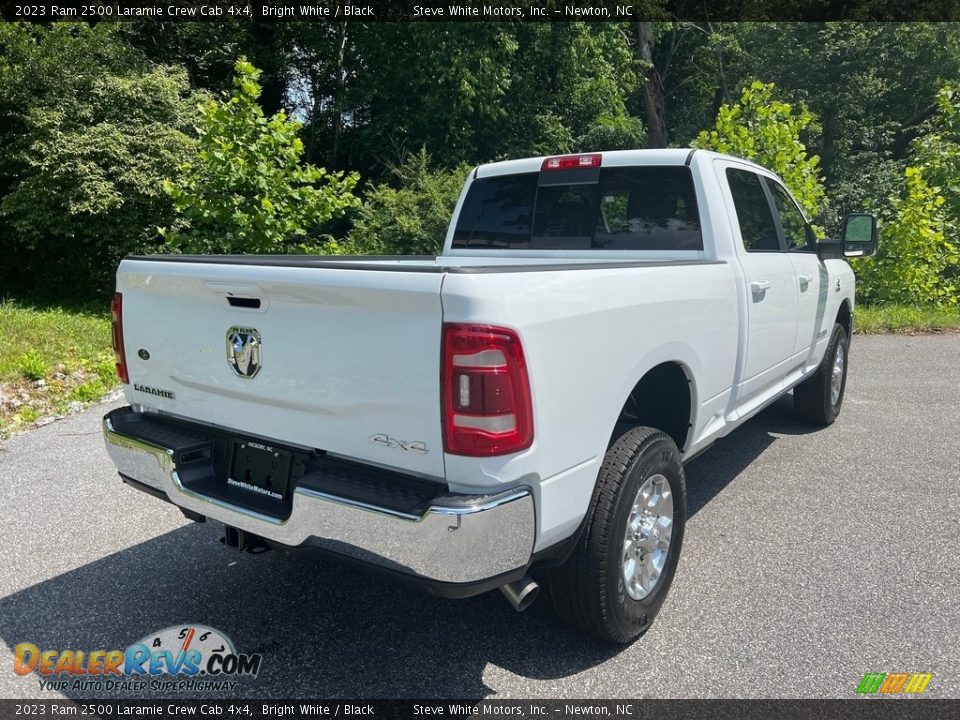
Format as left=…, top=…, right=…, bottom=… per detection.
left=592, top=167, right=701, bottom=250
left=452, top=166, right=702, bottom=251
left=726, top=169, right=780, bottom=252
left=452, top=173, right=538, bottom=249
left=768, top=181, right=809, bottom=251
left=532, top=184, right=599, bottom=248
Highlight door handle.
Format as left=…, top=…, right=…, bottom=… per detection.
left=750, top=280, right=771, bottom=294
left=798, top=274, right=813, bottom=287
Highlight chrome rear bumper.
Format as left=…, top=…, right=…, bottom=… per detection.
left=103, top=409, right=535, bottom=585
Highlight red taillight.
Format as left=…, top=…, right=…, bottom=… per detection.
left=541, top=153, right=602, bottom=171
left=442, top=324, right=533, bottom=456
left=111, top=293, right=129, bottom=384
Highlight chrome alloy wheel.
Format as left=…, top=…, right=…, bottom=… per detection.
left=622, top=473, right=674, bottom=601
left=830, top=343, right=845, bottom=406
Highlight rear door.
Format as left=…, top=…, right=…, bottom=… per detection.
left=117, top=259, right=447, bottom=478
left=721, top=165, right=799, bottom=403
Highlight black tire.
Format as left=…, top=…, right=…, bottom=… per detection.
left=794, top=322, right=849, bottom=426
left=550, top=426, right=686, bottom=644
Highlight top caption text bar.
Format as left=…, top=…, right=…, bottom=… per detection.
left=2, top=0, right=958, bottom=22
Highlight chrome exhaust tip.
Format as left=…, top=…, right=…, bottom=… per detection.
left=500, top=576, right=540, bottom=612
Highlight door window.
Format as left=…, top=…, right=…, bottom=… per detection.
left=726, top=169, right=781, bottom=252
left=768, top=181, right=810, bottom=251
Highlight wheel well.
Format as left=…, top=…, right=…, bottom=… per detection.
left=837, top=300, right=852, bottom=337
left=615, top=362, right=692, bottom=451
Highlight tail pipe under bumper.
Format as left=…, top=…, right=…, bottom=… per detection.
left=500, top=576, right=541, bottom=612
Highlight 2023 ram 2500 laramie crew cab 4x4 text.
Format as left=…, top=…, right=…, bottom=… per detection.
left=103, top=149, right=877, bottom=643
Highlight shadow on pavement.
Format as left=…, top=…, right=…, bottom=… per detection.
left=0, top=520, right=620, bottom=699
left=0, top=397, right=817, bottom=699
left=685, top=393, right=817, bottom=517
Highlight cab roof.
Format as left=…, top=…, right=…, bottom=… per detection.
left=473, top=148, right=766, bottom=179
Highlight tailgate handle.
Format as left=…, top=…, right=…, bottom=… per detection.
left=227, top=296, right=262, bottom=309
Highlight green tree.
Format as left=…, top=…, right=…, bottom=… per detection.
left=853, top=167, right=958, bottom=306
left=657, top=23, right=960, bottom=227
left=122, top=22, right=295, bottom=115
left=914, top=85, right=960, bottom=241
left=291, top=23, right=644, bottom=177
left=344, top=24, right=517, bottom=172
left=162, top=59, right=359, bottom=254
left=693, top=81, right=825, bottom=216
left=502, top=23, right=645, bottom=157
left=0, top=23, right=202, bottom=298
left=346, top=149, right=470, bottom=256
left=854, top=82, right=960, bottom=306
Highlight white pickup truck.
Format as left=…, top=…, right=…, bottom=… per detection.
left=103, top=149, right=876, bottom=643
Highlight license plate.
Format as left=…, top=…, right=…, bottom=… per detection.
left=228, top=440, right=292, bottom=501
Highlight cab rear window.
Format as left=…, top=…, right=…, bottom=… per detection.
left=452, top=166, right=702, bottom=251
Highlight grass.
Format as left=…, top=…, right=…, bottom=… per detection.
left=0, top=299, right=118, bottom=437
left=855, top=304, right=960, bottom=334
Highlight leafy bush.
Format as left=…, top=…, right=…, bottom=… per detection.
left=693, top=81, right=825, bottom=217
left=346, top=149, right=471, bottom=256
left=17, top=351, right=49, bottom=382
left=913, top=85, right=960, bottom=228
left=853, top=84, right=960, bottom=307
left=911, top=85, right=960, bottom=290
left=853, top=166, right=958, bottom=306
left=0, top=25, right=202, bottom=298
left=162, top=59, right=359, bottom=254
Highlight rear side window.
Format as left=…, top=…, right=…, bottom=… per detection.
left=452, top=166, right=702, bottom=251
left=726, top=169, right=781, bottom=252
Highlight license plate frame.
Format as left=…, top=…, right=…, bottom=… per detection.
left=228, top=439, right=293, bottom=501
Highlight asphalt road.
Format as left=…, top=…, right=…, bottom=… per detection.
left=1, top=334, right=958, bottom=700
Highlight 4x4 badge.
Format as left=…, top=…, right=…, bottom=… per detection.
left=368, top=433, right=428, bottom=455
left=226, top=327, right=261, bottom=379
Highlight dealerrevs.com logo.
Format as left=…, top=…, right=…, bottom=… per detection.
left=14, top=625, right=262, bottom=693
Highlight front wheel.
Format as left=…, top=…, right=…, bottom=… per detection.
left=794, top=322, right=849, bottom=426
left=550, top=426, right=686, bottom=644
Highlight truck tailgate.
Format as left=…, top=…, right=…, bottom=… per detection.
left=116, top=258, right=446, bottom=478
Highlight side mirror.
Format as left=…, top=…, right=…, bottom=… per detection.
left=840, top=213, right=878, bottom=258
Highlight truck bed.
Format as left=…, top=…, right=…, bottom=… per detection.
left=117, top=253, right=737, bottom=507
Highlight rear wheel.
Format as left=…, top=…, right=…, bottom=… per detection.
left=794, top=322, right=849, bottom=426
left=550, top=426, right=686, bottom=643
